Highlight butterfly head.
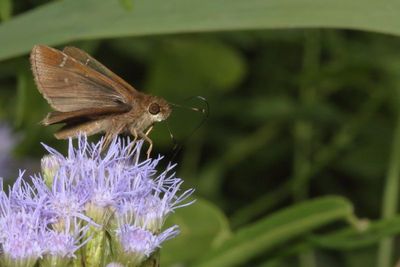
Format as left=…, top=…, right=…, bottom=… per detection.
left=146, top=96, right=171, bottom=123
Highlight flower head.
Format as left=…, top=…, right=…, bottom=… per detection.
left=114, top=224, right=179, bottom=266
left=116, top=163, right=195, bottom=232
left=0, top=188, right=43, bottom=267
left=40, top=223, right=89, bottom=259
left=0, top=135, right=194, bottom=267
left=31, top=171, right=92, bottom=230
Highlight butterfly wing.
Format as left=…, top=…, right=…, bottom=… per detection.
left=42, top=106, right=131, bottom=126
left=62, top=46, right=137, bottom=95
left=30, top=45, right=136, bottom=113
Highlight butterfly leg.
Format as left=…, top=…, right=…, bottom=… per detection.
left=132, top=129, right=138, bottom=143
left=143, top=126, right=154, bottom=158
left=102, top=124, right=125, bottom=151
left=144, top=125, right=153, bottom=136
left=138, top=131, right=153, bottom=159
left=101, top=132, right=116, bottom=151
left=127, top=128, right=139, bottom=155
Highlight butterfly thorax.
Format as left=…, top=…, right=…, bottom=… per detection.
left=115, top=93, right=171, bottom=134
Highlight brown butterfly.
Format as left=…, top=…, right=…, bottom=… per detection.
left=30, top=45, right=171, bottom=157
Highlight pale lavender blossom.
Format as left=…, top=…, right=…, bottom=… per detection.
left=117, top=163, right=195, bottom=232
left=0, top=187, right=43, bottom=267
left=8, top=171, right=42, bottom=209
left=40, top=224, right=89, bottom=259
left=115, top=224, right=179, bottom=265
left=0, top=135, right=194, bottom=266
left=31, top=171, right=93, bottom=228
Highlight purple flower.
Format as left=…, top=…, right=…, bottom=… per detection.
left=0, top=188, right=43, bottom=267
left=116, top=163, right=195, bottom=232
left=9, top=171, right=42, bottom=209
left=114, top=224, right=179, bottom=266
left=0, top=135, right=194, bottom=266
left=31, top=171, right=93, bottom=229
left=40, top=223, right=89, bottom=259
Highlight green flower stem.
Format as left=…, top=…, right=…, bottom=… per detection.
left=40, top=256, right=70, bottom=267
left=293, top=30, right=321, bottom=267
left=377, top=91, right=400, bottom=267
left=140, top=251, right=160, bottom=267
left=71, top=250, right=83, bottom=267
left=293, top=30, right=320, bottom=200
left=84, top=226, right=107, bottom=267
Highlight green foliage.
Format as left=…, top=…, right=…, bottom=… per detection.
left=119, top=0, right=134, bottom=11
left=162, top=198, right=231, bottom=266
left=2, top=0, right=400, bottom=61
left=1, top=1, right=400, bottom=267
left=311, top=216, right=400, bottom=250
left=194, top=197, right=354, bottom=267
left=0, top=0, right=11, bottom=21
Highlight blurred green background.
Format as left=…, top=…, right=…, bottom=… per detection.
left=2, top=1, right=400, bottom=267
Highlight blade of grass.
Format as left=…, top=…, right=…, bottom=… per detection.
left=377, top=87, right=400, bottom=267
left=2, top=1, right=400, bottom=60
left=293, top=30, right=321, bottom=267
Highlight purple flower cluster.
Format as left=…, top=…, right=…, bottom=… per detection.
left=0, top=136, right=193, bottom=267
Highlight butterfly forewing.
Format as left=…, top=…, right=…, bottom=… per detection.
left=62, top=46, right=137, bottom=95
left=30, top=45, right=134, bottom=113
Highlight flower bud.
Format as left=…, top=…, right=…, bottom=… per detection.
left=41, top=155, right=60, bottom=187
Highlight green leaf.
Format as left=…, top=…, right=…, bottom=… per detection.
left=2, top=0, right=400, bottom=60
left=161, top=198, right=231, bottom=266
left=193, top=196, right=354, bottom=267
left=119, top=0, right=133, bottom=10
left=310, top=216, right=400, bottom=250
left=0, top=0, right=11, bottom=21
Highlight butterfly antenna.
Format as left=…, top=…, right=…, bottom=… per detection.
left=168, top=96, right=210, bottom=161
left=166, top=121, right=178, bottom=149
left=170, top=96, right=210, bottom=117
left=166, top=120, right=180, bottom=162
left=185, top=95, right=209, bottom=132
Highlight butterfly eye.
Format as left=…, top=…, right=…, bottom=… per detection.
left=149, top=103, right=161, bottom=115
